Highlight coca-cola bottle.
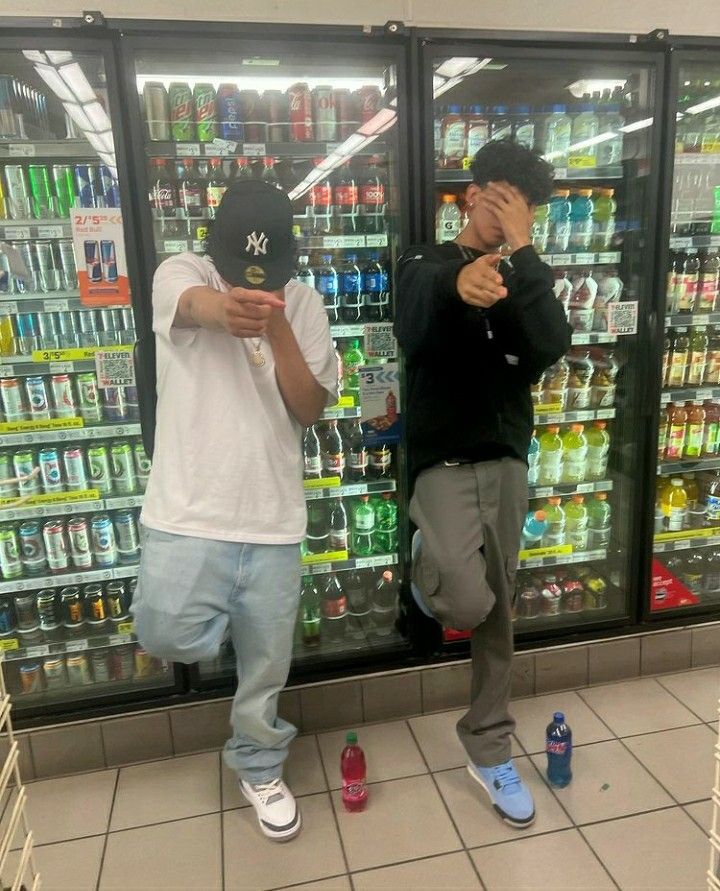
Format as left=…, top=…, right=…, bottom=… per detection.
left=309, top=157, right=333, bottom=236
left=344, top=569, right=370, bottom=640
left=230, top=157, right=253, bottom=182
left=346, top=419, right=368, bottom=482
left=206, top=157, right=226, bottom=217
left=329, top=498, right=349, bottom=552
left=368, top=443, right=392, bottom=480
left=358, top=156, right=386, bottom=235
left=306, top=501, right=329, bottom=554
left=149, top=158, right=179, bottom=235
left=303, top=425, right=322, bottom=480
left=334, top=161, right=358, bottom=235
left=371, top=569, right=399, bottom=636
left=178, top=158, right=205, bottom=220
left=322, top=420, right=346, bottom=479
left=261, top=157, right=281, bottom=189
left=322, top=573, right=348, bottom=642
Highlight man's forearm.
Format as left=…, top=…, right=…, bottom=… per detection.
left=267, top=315, right=326, bottom=427
left=174, top=286, right=223, bottom=330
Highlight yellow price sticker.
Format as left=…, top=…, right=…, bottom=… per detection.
left=301, top=550, right=349, bottom=565
left=0, top=416, right=84, bottom=434
left=303, top=477, right=341, bottom=490
left=654, top=526, right=720, bottom=543
left=31, top=344, right=134, bottom=363
left=519, top=544, right=573, bottom=561
left=534, top=402, right=563, bottom=414
left=567, top=155, right=596, bottom=169
left=700, top=142, right=720, bottom=155
left=461, top=156, right=472, bottom=170
left=116, top=621, right=134, bottom=635
left=0, top=488, right=100, bottom=508
left=0, top=639, right=19, bottom=651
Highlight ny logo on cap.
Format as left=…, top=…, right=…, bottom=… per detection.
left=246, top=231, right=269, bottom=257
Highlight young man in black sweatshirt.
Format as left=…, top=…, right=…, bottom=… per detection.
left=395, top=139, right=571, bottom=828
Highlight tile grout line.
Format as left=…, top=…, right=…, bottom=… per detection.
left=655, top=674, right=719, bottom=725
left=312, top=733, right=354, bottom=888
left=404, top=718, right=487, bottom=891
left=94, top=768, right=120, bottom=891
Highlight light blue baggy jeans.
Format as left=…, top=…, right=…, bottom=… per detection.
left=131, top=527, right=301, bottom=784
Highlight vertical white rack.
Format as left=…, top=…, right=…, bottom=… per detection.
left=0, top=658, right=39, bottom=891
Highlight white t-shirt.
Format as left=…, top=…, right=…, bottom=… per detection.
left=141, top=252, right=338, bottom=544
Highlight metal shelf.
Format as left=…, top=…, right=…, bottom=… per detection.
left=537, top=251, right=622, bottom=267
left=654, top=528, right=720, bottom=554
left=529, top=480, right=613, bottom=498
left=666, top=312, right=720, bottom=329
left=0, top=220, right=72, bottom=240
left=0, top=294, right=128, bottom=314
left=0, top=139, right=96, bottom=159
left=0, top=563, right=138, bottom=595
left=534, top=408, right=615, bottom=426
left=435, top=166, right=623, bottom=183
left=658, top=457, right=720, bottom=475
left=0, top=422, right=141, bottom=447
left=570, top=332, right=619, bottom=345
left=158, top=233, right=388, bottom=254
left=669, top=234, right=720, bottom=249
left=518, top=548, right=608, bottom=570
left=661, top=387, right=720, bottom=404
left=330, top=324, right=366, bottom=338
left=0, top=359, right=98, bottom=377
left=0, top=492, right=144, bottom=522
left=147, top=138, right=388, bottom=159
left=303, top=552, right=398, bottom=576
left=1, top=626, right=136, bottom=663
left=304, top=480, right=397, bottom=501
left=673, top=153, right=720, bottom=166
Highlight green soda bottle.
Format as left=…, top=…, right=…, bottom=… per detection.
left=342, top=339, right=366, bottom=402
left=374, top=493, right=398, bottom=554
left=351, top=495, right=375, bottom=557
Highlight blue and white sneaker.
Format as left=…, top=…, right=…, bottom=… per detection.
left=411, top=530, right=435, bottom=620
left=467, top=759, right=536, bottom=828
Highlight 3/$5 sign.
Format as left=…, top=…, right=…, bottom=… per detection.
left=70, top=208, right=131, bottom=308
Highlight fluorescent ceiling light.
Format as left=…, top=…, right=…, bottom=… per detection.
left=98, top=131, right=115, bottom=153
left=34, top=63, right=76, bottom=103
left=84, top=101, right=112, bottom=132
left=135, top=74, right=384, bottom=93
left=619, top=116, right=653, bottom=133
left=433, top=57, right=493, bottom=99
left=58, top=62, right=97, bottom=104
left=566, top=78, right=626, bottom=98
left=45, top=50, right=74, bottom=65
left=21, top=50, right=47, bottom=64
left=84, top=131, right=108, bottom=153
left=685, top=95, right=720, bottom=115
left=63, top=101, right=94, bottom=131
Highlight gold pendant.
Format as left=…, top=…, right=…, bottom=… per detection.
left=250, top=348, right=266, bottom=368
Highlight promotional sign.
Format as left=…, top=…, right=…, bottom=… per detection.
left=71, top=209, right=130, bottom=307
left=650, top=558, right=701, bottom=611
left=359, top=363, right=402, bottom=446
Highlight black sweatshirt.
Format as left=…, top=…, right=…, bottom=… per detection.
left=394, top=242, right=572, bottom=484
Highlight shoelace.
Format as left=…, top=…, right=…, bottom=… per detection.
left=250, top=778, right=285, bottom=806
left=492, top=763, right=522, bottom=794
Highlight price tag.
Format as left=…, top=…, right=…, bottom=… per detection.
left=176, top=143, right=201, bottom=157
left=573, top=333, right=590, bottom=344
left=3, top=227, right=31, bottom=240
left=8, top=144, right=35, bottom=157
left=208, top=138, right=237, bottom=155
left=598, top=251, right=621, bottom=264
left=163, top=240, right=188, bottom=254
left=0, top=639, right=18, bottom=651
left=48, top=362, right=75, bottom=374
left=309, top=563, right=332, bottom=575
left=0, top=366, right=14, bottom=378
left=117, top=621, right=134, bottom=635
left=551, top=254, right=571, bottom=267
left=365, top=234, right=388, bottom=247
left=109, top=634, right=131, bottom=646
left=64, top=639, right=88, bottom=653
left=301, top=549, right=348, bottom=565
left=575, top=253, right=595, bottom=265
left=0, top=416, right=83, bottom=434
left=533, top=487, right=552, bottom=498
left=554, top=168, right=568, bottom=179
left=341, top=484, right=366, bottom=497
left=694, top=315, right=710, bottom=326
left=701, top=142, right=720, bottom=155
left=303, top=476, right=341, bottom=490
left=660, top=393, right=671, bottom=405
left=339, top=236, right=365, bottom=249
left=37, top=226, right=65, bottom=239
left=0, top=301, right=17, bottom=315
left=543, top=414, right=564, bottom=425
left=519, top=543, right=573, bottom=561
left=25, top=645, right=50, bottom=658
left=568, top=155, right=596, bottom=168
left=326, top=142, right=341, bottom=154
left=191, top=240, right=205, bottom=253
left=696, top=389, right=713, bottom=401
left=44, top=299, right=69, bottom=312
left=534, top=402, right=563, bottom=414
left=577, top=483, right=593, bottom=493
left=322, top=236, right=343, bottom=249
left=243, top=142, right=266, bottom=157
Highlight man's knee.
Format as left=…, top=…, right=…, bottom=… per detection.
left=132, top=605, right=219, bottom=665
left=426, top=555, right=495, bottom=630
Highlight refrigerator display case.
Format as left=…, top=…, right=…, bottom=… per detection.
left=120, top=31, right=411, bottom=685
left=420, top=41, right=666, bottom=640
left=0, top=35, right=181, bottom=716
left=651, top=53, right=720, bottom=617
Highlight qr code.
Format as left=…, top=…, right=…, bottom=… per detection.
left=364, top=323, right=397, bottom=359
left=95, top=350, right=136, bottom=388
left=606, top=301, right=639, bottom=336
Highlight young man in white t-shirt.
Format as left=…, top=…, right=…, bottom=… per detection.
left=132, top=180, right=337, bottom=841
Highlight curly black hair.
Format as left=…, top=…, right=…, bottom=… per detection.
left=470, top=138, right=555, bottom=205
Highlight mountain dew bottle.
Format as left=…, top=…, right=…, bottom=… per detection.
left=342, top=339, right=366, bottom=402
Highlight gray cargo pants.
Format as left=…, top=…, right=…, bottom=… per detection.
left=410, top=458, right=527, bottom=767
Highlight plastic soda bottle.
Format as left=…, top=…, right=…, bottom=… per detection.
left=687, top=327, right=709, bottom=386
left=341, top=731, right=368, bottom=812
left=299, top=575, right=321, bottom=647
left=521, top=510, right=547, bottom=549
left=546, top=712, right=572, bottom=788
left=527, top=430, right=540, bottom=486
left=542, top=496, right=566, bottom=547
left=317, top=254, right=340, bottom=324
left=547, top=189, right=571, bottom=252
left=538, top=425, right=563, bottom=485
left=544, top=104, right=572, bottom=165
left=569, top=189, right=594, bottom=251
left=561, top=424, right=588, bottom=483
left=667, top=329, right=690, bottom=388
left=685, top=402, right=706, bottom=459
left=351, top=495, right=375, bottom=556
left=436, top=194, right=462, bottom=242
left=342, top=339, right=366, bottom=401
left=587, top=493, right=612, bottom=549
left=586, top=421, right=610, bottom=480
left=374, top=494, right=398, bottom=553
left=565, top=495, right=589, bottom=550
left=665, top=402, right=688, bottom=460
left=591, top=188, right=616, bottom=251
left=662, top=478, right=688, bottom=531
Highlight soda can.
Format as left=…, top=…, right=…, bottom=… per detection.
left=134, top=646, right=155, bottom=678
left=357, top=85, right=382, bottom=123
left=14, top=592, right=39, bottom=631
left=133, top=441, right=151, bottom=491
left=114, top=511, right=140, bottom=564
left=84, top=240, right=102, bottom=283
left=77, top=308, right=99, bottom=346
left=168, top=82, right=195, bottom=142
left=36, top=311, right=58, bottom=349
left=120, top=306, right=135, bottom=335
left=19, top=520, right=48, bottom=575
left=97, top=166, right=120, bottom=209
left=42, top=519, right=69, bottom=572
left=334, top=89, right=359, bottom=139
left=91, top=648, right=110, bottom=683
left=0, top=594, right=16, bottom=636
left=217, top=83, right=243, bottom=140
left=51, top=374, right=77, bottom=419
left=193, top=83, right=219, bottom=143
left=265, top=90, right=289, bottom=142
left=19, top=661, right=43, bottom=693
left=83, top=583, right=107, bottom=626
left=51, top=165, right=76, bottom=218
left=28, top=165, right=53, bottom=219
left=110, top=443, right=136, bottom=495
left=288, top=83, right=313, bottom=142
left=38, top=446, right=63, bottom=493
left=55, top=311, right=78, bottom=348
left=76, top=372, right=103, bottom=423
left=0, top=378, right=26, bottom=421
left=57, top=239, right=78, bottom=290
left=105, top=580, right=129, bottom=618
left=124, top=386, right=139, bottom=420
left=68, top=516, right=93, bottom=569
left=312, top=86, right=337, bottom=142
left=238, top=90, right=264, bottom=143
left=35, top=240, right=62, bottom=292
left=102, top=387, right=128, bottom=422
left=0, top=452, right=18, bottom=498
left=75, top=164, right=98, bottom=208
left=100, top=240, right=118, bottom=283
left=0, top=76, right=17, bottom=139
left=4, top=165, right=31, bottom=219
left=88, top=445, right=112, bottom=494
left=91, top=514, right=117, bottom=568
left=143, top=82, right=171, bottom=141
left=43, top=656, right=67, bottom=690
left=66, top=653, right=93, bottom=686
left=13, top=450, right=40, bottom=496
left=36, top=589, right=60, bottom=631
left=0, top=527, right=22, bottom=580
left=63, top=446, right=88, bottom=491
left=16, top=312, right=39, bottom=352
left=60, top=585, right=83, bottom=626
left=110, top=644, right=134, bottom=680
left=25, top=376, right=51, bottom=420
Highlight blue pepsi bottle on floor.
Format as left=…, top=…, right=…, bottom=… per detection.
left=546, top=711, right=572, bottom=787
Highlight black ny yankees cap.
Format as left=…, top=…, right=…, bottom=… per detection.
left=206, top=179, right=295, bottom=291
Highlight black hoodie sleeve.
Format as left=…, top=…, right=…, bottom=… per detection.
left=394, top=246, right=473, bottom=361
left=487, top=245, right=572, bottom=383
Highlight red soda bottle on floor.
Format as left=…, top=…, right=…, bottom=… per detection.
left=341, top=731, right=368, bottom=812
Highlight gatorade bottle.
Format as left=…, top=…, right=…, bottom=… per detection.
left=565, top=495, right=589, bottom=550
left=538, top=425, right=563, bottom=485
left=544, top=104, right=572, bottom=166
left=521, top=510, right=548, bottom=549
left=561, top=424, right=588, bottom=484
left=513, top=104, right=535, bottom=148
left=596, top=103, right=624, bottom=167
left=436, top=194, right=462, bottom=243
left=591, top=188, right=616, bottom=251
left=546, top=712, right=572, bottom=788
left=569, top=189, right=594, bottom=251
left=662, top=478, right=688, bottom=531
left=341, top=731, right=368, bottom=812
left=587, top=493, right=612, bottom=549
left=542, top=497, right=566, bottom=547
left=548, top=189, right=571, bottom=252
left=527, top=430, right=540, bottom=486
left=531, top=203, right=550, bottom=254
left=586, top=421, right=610, bottom=480
left=570, top=103, right=599, bottom=168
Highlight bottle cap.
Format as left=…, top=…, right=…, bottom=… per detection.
left=442, top=194, right=457, bottom=203
left=534, top=510, right=547, bottom=522
left=547, top=425, right=561, bottom=434
left=595, top=493, right=608, bottom=501
left=346, top=730, right=358, bottom=744
left=553, top=711, right=565, bottom=723
left=448, top=104, right=462, bottom=113
left=383, top=570, right=393, bottom=581
left=570, top=423, right=584, bottom=433
left=671, top=478, right=683, bottom=486
left=594, top=421, right=607, bottom=429
left=548, top=496, right=562, bottom=505
left=551, top=104, right=567, bottom=112
left=571, top=494, right=585, bottom=504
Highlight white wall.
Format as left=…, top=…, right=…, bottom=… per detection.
left=6, top=0, right=720, bottom=37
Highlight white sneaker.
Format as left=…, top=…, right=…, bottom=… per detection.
left=240, top=778, right=301, bottom=841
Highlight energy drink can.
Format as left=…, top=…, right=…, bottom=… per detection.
left=91, top=648, right=110, bottom=682
left=13, top=450, right=40, bottom=495
left=19, top=661, right=43, bottom=693
left=91, top=514, right=117, bottom=568
left=63, top=447, right=88, bottom=491
left=42, top=519, right=69, bottom=572
left=66, top=653, right=93, bottom=685
left=0, top=595, right=16, bottom=636
left=83, top=583, right=106, bottom=627
left=87, top=445, right=112, bottom=494
left=38, top=446, right=63, bottom=493
left=83, top=240, right=102, bottom=283
left=18, top=520, right=47, bottom=575
left=36, top=588, right=60, bottom=631
left=101, top=387, right=127, bottom=421
left=43, top=656, right=67, bottom=689
left=113, top=511, right=140, bottom=564
left=14, top=593, right=39, bottom=631
left=100, top=239, right=118, bottom=282
left=105, top=580, right=128, bottom=619
left=76, top=372, right=103, bottom=423
left=110, top=443, right=136, bottom=494
left=50, top=373, right=76, bottom=418
left=24, top=376, right=51, bottom=419
left=0, top=378, right=26, bottom=421
left=0, top=526, right=22, bottom=579
left=67, top=516, right=93, bottom=569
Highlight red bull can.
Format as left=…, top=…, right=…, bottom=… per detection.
left=100, top=240, right=118, bottom=283
left=84, top=240, right=102, bottom=283
left=74, top=164, right=99, bottom=208
left=101, top=387, right=127, bottom=421
left=97, top=166, right=120, bottom=209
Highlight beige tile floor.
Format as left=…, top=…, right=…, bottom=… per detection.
left=5, top=666, right=719, bottom=891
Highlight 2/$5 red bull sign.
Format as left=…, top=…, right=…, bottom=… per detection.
left=71, top=209, right=130, bottom=308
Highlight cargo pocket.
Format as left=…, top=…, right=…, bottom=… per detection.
left=416, top=548, right=441, bottom=603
